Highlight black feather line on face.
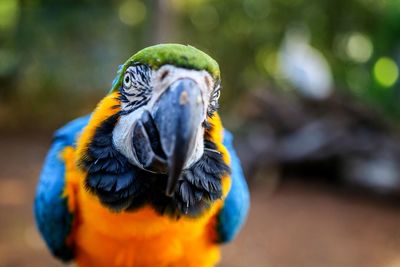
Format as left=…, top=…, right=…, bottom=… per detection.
left=207, top=80, right=221, bottom=117
left=118, top=64, right=153, bottom=115
left=202, top=80, right=221, bottom=130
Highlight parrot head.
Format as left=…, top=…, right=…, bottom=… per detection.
left=78, top=44, right=229, bottom=217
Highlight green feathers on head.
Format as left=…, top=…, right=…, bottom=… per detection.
left=110, top=44, right=220, bottom=93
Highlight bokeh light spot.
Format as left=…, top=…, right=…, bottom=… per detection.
left=373, top=57, right=399, bottom=87
left=119, top=0, right=146, bottom=26
left=0, top=0, right=18, bottom=30
left=346, top=32, right=373, bottom=63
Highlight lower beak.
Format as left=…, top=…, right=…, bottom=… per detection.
left=152, top=78, right=204, bottom=196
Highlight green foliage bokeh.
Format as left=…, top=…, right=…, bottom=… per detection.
left=1, top=0, right=400, bottom=130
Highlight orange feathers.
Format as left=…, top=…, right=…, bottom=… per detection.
left=61, top=93, right=231, bottom=267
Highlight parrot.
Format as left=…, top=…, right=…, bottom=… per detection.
left=34, top=44, right=250, bottom=267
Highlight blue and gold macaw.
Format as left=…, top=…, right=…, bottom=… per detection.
left=34, top=44, right=250, bottom=267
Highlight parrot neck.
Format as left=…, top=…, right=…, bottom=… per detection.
left=76, top=94, right=230, bottom=217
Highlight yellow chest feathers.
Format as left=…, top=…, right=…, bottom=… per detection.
left=62, top=146, right=223, bottom=267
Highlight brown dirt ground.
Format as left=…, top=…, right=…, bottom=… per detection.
left=1, top=134, right=400, bottom=267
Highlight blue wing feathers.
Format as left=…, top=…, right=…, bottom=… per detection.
left=34, top=115, right=90, bottom=261
left=217, top=130, right=250, bottom=243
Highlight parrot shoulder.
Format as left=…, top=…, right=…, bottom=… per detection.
left=34, top=115, right=90, bottom=261
left=215, top=130, right=250, bottom=243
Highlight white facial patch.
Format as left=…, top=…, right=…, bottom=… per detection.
left=112, top=65, right=215, bottom=170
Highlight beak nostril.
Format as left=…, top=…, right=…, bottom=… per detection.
left=160, top=70, right=169, bottom=81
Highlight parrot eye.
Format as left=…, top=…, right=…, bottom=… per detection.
left=123, top=73, right=132, bottom=88
left=119, top=64, right=153, bottom=114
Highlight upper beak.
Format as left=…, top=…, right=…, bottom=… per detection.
left=152, top=78, right=204, bottom=196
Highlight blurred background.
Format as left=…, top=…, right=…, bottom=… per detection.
left=2, top=0, right=400, bottom=266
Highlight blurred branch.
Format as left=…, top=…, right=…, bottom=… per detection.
left=235, top=88, right=400, bottom=194
left=148, top=0, right=176, bottom=44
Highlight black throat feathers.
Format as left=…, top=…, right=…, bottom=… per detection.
left=78, top=113, right=230, bottom=218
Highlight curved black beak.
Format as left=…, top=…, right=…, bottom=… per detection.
left=152, top=79, right=204, bottom=196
